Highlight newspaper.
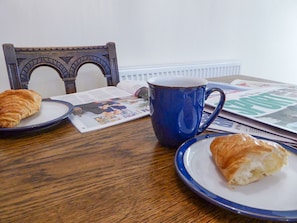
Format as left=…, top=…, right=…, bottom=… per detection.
left=205, top=80, right=297, bottom=144
left=50, top=78, right=297, bottom=145
left=51, top=81, right=149, bottom=133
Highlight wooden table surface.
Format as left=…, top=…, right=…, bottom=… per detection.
left=0, top=75, right=284, bottom=223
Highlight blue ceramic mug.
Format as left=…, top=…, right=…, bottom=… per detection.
left=147, top=76, right=225, bottom=147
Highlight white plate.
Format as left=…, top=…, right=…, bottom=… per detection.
left=175, top=133, right=297, bottom=221
left=0, top=99, right=73, bottom=132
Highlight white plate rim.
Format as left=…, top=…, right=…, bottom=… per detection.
left=175, top=133, right=297, bottom=221
left=0, top=99, right=73, bottom=132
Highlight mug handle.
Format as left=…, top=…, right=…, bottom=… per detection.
left=197, top=87, right=226, bottom=134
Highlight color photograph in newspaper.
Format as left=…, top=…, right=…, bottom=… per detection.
left=206, top=81, right=250, bottom=98
left=71, top=96, right=149, bottom=133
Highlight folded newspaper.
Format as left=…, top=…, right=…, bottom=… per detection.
left=203, top=112, right=296, bottom=147
left=206, top=79, right=297, bottom=146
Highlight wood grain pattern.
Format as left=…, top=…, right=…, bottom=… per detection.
left=0, top=76, right=279, bottom=223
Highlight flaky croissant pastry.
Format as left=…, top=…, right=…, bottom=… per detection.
left=210, top=133, right=288, bottom=185
left=0, top=89, right=42, bottom=128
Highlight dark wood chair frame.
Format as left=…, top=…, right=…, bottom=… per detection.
left=2, top=42, right=120, bottom=94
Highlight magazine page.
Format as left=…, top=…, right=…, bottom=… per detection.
left=51, top=85, right=149, bottom=133
left=206, top=85, right=297, bottom=134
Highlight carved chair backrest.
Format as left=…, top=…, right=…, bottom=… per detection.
left=2, top=42, right=120, bottom=94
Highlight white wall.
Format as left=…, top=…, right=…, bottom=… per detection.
left=1, top=0, right=297, bottom=95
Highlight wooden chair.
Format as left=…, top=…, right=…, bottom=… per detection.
left=2, top=42, right=120, bottom=94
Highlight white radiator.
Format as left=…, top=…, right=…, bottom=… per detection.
left=119, top=60, right=241, bottom=81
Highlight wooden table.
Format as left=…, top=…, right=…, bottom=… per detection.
left=0, top=75, right=281, bottom=223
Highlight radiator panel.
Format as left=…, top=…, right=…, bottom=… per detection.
left=119, top=61, right=241, bottom=81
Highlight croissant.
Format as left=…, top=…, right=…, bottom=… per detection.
left=210, top=133, right=288, bottom=185
left=0, top=89, right=42, bottom=128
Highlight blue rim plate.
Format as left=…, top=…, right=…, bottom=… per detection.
left=175, top=133, right=297, bottom=221
left=0, top=99, right=73, bottom=132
